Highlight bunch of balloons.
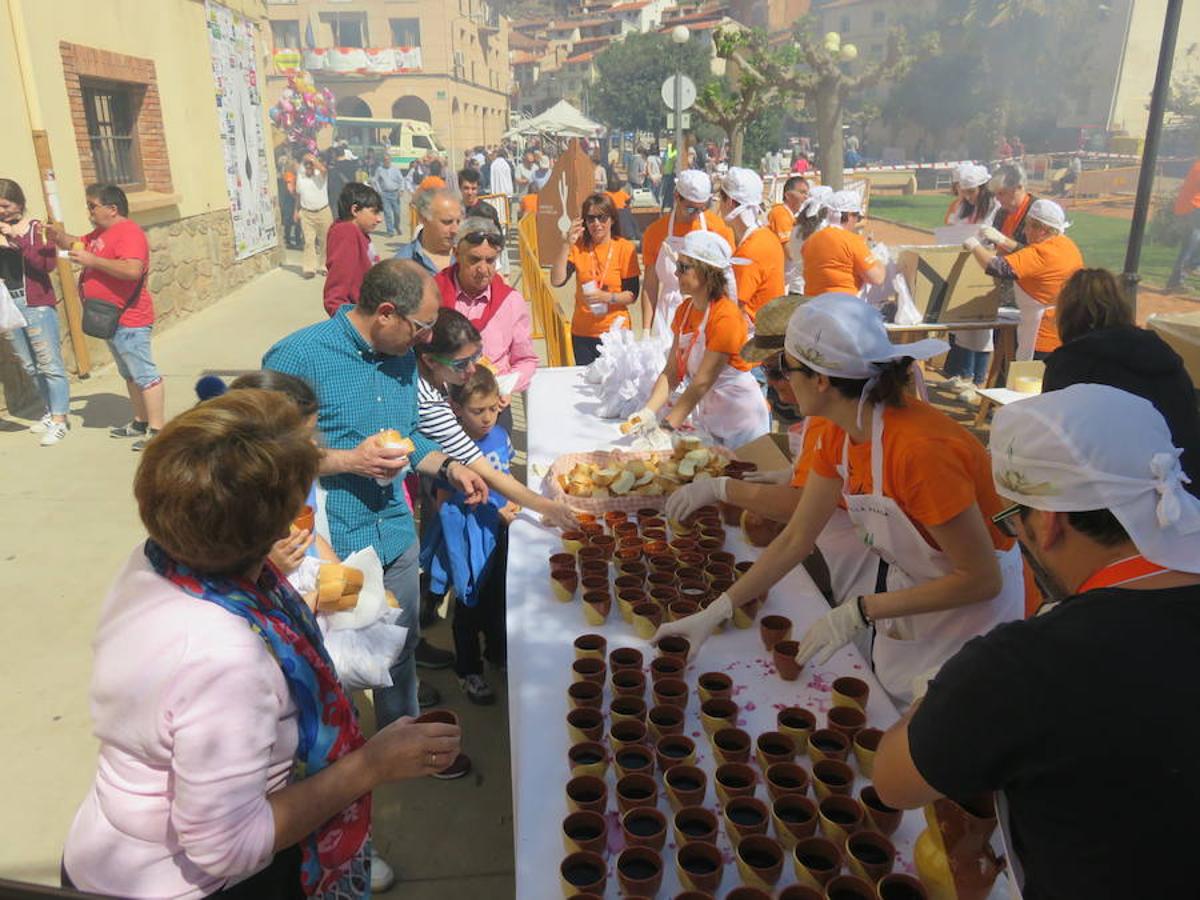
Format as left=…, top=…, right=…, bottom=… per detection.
left=268, top=73, right=336, bottom=154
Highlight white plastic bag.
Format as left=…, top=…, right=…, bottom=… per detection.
left=0, top=282, right=27, bottom=332
left=320, top=609, right=409, bottom=690
left=324, top=546, right=387, bottom=631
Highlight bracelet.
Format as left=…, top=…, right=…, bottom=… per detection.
left=856, top=595, right=873, bottom=626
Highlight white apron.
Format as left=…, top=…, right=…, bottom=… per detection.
left=1012, top=282, right=1045, bottom=361
left=651, top=207, right=708, bottom=344
left=835, top=405, right=1024, bottom=705
left=678, top=300, right=770, bottom=449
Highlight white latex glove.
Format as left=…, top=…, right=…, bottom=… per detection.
left=962, top=236, right=981, bottom=251
left=743, top=468, right=792, bottom=485
left=665, top=476, right=729, bottom=521
left=622, top=407, right=658, bottom=436
left=795, top=601, right=868, bottom=666
left=639, top=328, right=651, bottom=340
left=979, top=225, right=1006, bottom=246
left=651, top=593, right=732, bottom=661
left=541, top=500, right=581, bottom=532
left=910, top=665, right=942, bottom=702
left=633, top=426, right=675, bottom=453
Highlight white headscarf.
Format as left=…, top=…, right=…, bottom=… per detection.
left=720, top=167, right=765, bottom=231
left=679, top=231, right=748, bottom=302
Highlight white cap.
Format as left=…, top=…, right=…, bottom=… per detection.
left=991, top=385, right=1200, bottom=573
left=828, top=189, right=864, bottom=215
left=678, top=231, right=747, bottom=301
left=958, top=164, right=990, bottom=190
left=801, top=185, right=833, bottom=218
left=676, top=169, right=712, bottom=204
left=784, top=293, right=947, bottom=379
left=951, top=163, right=971, bottom=185
left=1027, top=198, right=1070, bottom=232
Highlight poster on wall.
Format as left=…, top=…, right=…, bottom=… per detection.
left=206, top=0, right=277, bottom=260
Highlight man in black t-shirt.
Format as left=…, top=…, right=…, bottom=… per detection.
left=873, top=384, right=1200, bottom=900
left=457, top=167, right=502, bottom=236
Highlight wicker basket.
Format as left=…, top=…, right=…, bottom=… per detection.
left=544, top=446, right=734, bottom=514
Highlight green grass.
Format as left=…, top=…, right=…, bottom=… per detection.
left=869, top=195, right=1186, bottom=290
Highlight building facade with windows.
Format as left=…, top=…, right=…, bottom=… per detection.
left=0, top=0, right=281, bottom=408
left=264, top=0, right=512, bottom=158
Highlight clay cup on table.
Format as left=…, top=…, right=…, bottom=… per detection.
left=608, top=646, right=643, bottom=673
left=812, top=758, right=855, bottom=800
left=615, top=846, right=663, bottom=897
left=860, top=785, right=903, bottom=836
left=807, top=728, right=851, bottom=764
left=823, top=874, right=876, bottom=900
left=567, top=740, right=608, bottom=778
left=756, top=730, right=797, bottom=769
left=561, top=530, right=586, bottom=555
left=561, top=809, right=607, bottom=855
left=675, top=840, right=724, bottom=894
left=651, top=676, right=688, bottom=710
left=621, top=806, right=667, bottom=851
left=612, top=743, right=655, bottom=780
left=611, top=669, right=646, bottom=699
left=564, top=774, right=607, bottom=814
left=714, top=762, right=758, bottom=805
left=571, top=657, right=606, bottom=686
left=664, top=765, right=707, bottom=810
left=700, top=698, right=740, bottom=737
left=649, top=655, right=684, bottom=684
left=845, top=828, right=896, bottom=883
left=712, top=726, right=753, bottom=765
left=697, top=671, right=733, bottom=703
left=732, top=597, right=763, bottom=629
left=654, top=733, right=697, bottom=772
left=771, top=793, right=819, bottom=848
left=827, top=705, right=867, bottom=742
left=777, top=706, right=817, bottom=750
left=759, top=614, right=793, bottom=652
left=580, top=592, right=610, bottom=625
left=832, top=676, right=870, bottom=712
left=550, top=556, right=579, bottom=601
left=559, top=850, right=606, bottom=898
left=673, top=805, right=719, bottom=845
left=647, top=703, right=685, bottom=741
left=609, top=694, right=647, bottom=724
left=656, top=634, right=691, bottom=662
left=778, top=886, right=824, bottom=900
left=725, top=888, right=773, bottom=900
left=615, top=772, right=657, bottom=813
left=631, top=602, right=663, bottom=639
left=852, top=727, right=883, bottom=778
left=792, top=835, right=843, bottom=889
left=734, top=834, right=785, bottom=890
left=567, top=680, right=603, bottom=710
left=723, top=796, right=770, bottom=844
left=573, top=633, right=606, bottom=660
left=773, top=639, right=803, bottom=681
left=818, top=795, right=865, bottom=844
left=667, top=599, right=701, bottom=622
left=765, top=761, right=811, bottom=801
left=566, top=707, right=604, bottom=744
left=608, top=719, right=647, bottom=755
left=877, top=873, right=931, bottom=899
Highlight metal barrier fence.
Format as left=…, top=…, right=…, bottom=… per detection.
left=517, top=212, right=575, bottom=367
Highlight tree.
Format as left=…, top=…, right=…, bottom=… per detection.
left=589, top=32, right=714, bottom=136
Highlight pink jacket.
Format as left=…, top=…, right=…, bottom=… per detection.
left=435, top=266, right=539, bottom=392
left=63, top=547, right=297, bottom=899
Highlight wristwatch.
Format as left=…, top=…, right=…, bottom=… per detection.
left=437, top=457, right=456, bottom=483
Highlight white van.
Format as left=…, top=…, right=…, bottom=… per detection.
left=334, top=117, right=445, bottom=167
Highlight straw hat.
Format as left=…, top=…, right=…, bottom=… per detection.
left=739, top=294, right=804, bottom=363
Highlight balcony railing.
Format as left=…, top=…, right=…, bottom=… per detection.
left=272, top=46, right=423, bottom=75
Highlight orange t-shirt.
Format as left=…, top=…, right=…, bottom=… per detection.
left=767, top=203, right=797, bottom=245
left=790, top=416, right=837, bottom=488
left=800, top=226, right=879, bottom=297
left=520, top=193, right=538, bottom=216
left=670, top=296, right=753, bottom=372
left=734, top=227, right=787, bottom=320
left=417, top=175, right=446, bottom=193
left=809, top=401, right=1014, bottom=553
left=641, top=210, right=736, bottom=273
left=1005, top=234, right=1084, bottom=354
left=1174, top=161, right=1200, bottom=216
left=999, top=193, right=1033, bottom=239
left=569, top=237, right=641, bottom=337
left=606, top=189, right=630, bottom=210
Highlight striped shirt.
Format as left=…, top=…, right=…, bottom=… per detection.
left=417, top=375, right=484, bottom=466
left=263, top=307, right=441, bottom=564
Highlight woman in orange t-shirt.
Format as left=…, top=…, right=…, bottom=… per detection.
left=625, top=231, right=769, bottom=449
left=549, top=192, right=641, bottom=366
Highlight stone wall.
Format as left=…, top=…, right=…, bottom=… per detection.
left=0, top=208, right=282, bottom=415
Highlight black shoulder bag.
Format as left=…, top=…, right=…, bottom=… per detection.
left=81, top=270, right=146, bottom=339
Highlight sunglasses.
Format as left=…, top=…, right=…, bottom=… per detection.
left=680, top=203, right=707, bottom=214
left=778, top=354, right=808, bottom=376
left=405, top=314, right=436, bottom=336
left=583, top=214, right=610, bottom=224
left=462, top=231, right=503, bottom=249
left=991, top=503, right=1028, bottom=538
left=432, top=349, right=482, bottom=372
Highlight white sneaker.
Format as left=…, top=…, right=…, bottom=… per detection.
left=30, top=413, right=53, bottom=434
left=958, top=384, right=980, bottom=404
left=39, top=421, right=69, bottom=446
left=370, top=851, right=396, bottom=893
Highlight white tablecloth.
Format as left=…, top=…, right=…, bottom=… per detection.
left=507, top=367, right=927, bottom=898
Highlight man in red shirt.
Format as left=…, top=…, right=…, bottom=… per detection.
left=49, top=184, right=162, bottom=449
left=1167, top=158, right=1200, bottom=292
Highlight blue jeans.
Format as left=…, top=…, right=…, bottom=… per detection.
left=380, top=191, right=401, bottom=236
left=944, top=344, right=991, bottom=385
left=5, top=297, right=70, bottom=416
left=107, top=325, right=161, bottom=389
left=1169, top=208, right=1200, bottom=286
left=372, top=541, right=421, bottom=729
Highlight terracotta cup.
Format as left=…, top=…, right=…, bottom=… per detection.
left=566, top=707, right=604, bottom=744
left=567, top=680, right=603, bottom=710
left=852, top=728, right=883, bottom=779
left=700, top=698, right=740, bottom=737
left=656, top=635, right=691, bottom=662
left=792, top=835, right=843, bottom=889
left=812, top=759, right=855, bottom=800
left=637, top=511, right=665, bottom=527
left=677, top=580, right=709, bottom=604
left=675, top=840, right=724, bottom=895
left=759, top=614, right=793, bottom=652
left=567, top=740, right=608, bottom=778
left=571, top=657, right=606, bottom=686
left=697, top=671, right=733, bottom=703
left=615, top=594, right=641, bottom=624
left=667, top=599, right=701, bottom=622
left=714, top=762, right=758, bottom=805
left=614, top=574, right=643, bottom=595
left=773, top=639, right=803, bottom=681
left=778, top=706, right=818, bottom=751
left=612, top=743, right=655, bottom=780
left=616, top=560, right=648, bottom=581
left=612, top=669, right=646, bottom=699
left=632, top=602, right=663, bottom=639
left=649, top=586, right=679, bottom=607
left=577, top=545, right=605, bottom=568
left=647, top=703, right=685, bottom=741
left=712, top=727, right=753, bottom=765
left=655, top=734, right=697, bottom=772
left=603, top=509, right=628, bottom=530
left=614, top=543, right=642, bottom=565
left=778, top=886, right=824, bottom=900
left=642, top=531, right=669, bottom=547
left=293, top=504, right=315, bottom=533
left=772, top=793, right=819, bottom=849
left=649, top=655, right=685, bottom=684
left=845, top=829, right=896, bottom=883
left=724, top=796, right=770, bottom=844
left=824, top=874, right=876, bottom=900
left=580, top=522, right=604, bottom=541
left=818, top=795, right=865, bottom=845
left=831, top=676, right=870, bottom=713
left=559, top=850, right=606, bottom=898
left=579, top=571, right=609, bottom=593
left=561, top=810, right=606, bottom=855
left=561, top=530, right=586, bottom=554
left=564, top=774, right=607, bottom=814
left=676, top=565, right=705, bottom=584
left=579, top=558, right=609, bottom=579
left=581, top=593, right=610, bottom=625
left=551, top=569, right=579, bottom=602
left=664, top=765, right=707, bottom=810
left=669, top=536, right=697, bottom=555
left=673, top=805, right=719, bottom=845
left=608, top=646, right=643, bottom=673
left=827, top=706, right=867, bottom=742
left=756, top=730, right=798, bottom=769
left=697, top=537, right=725, bottom=557
left=732, top=597, right=763, bottom=629
left=725, top=889, right=772, bottom=900
left=590, top=534, right=616, bottom=560
left=859, top=785, right=903, bottom=836
left=608, top=718, right=648, bottom=755
left=609, top=695, right=647, bottom=724
left=613, top=520, right=639, bottom=540
left=677, top=551, right=706, bottom=570
left=765, top=761, right=811, bottom=801
left=621, top=806, right=667, bottom=851
left=615, top=773, right=657, bottom=814
left=573, top=633, right=606, bottom=660
left=648, top=554, right=676, bottom=574
left=651, top=677, right=688, bottom=710
left=709, top=550, right=737, bottom=568
left=575, top=512, right=598, bottom=526
left=876, top=873, right=930, bottom=899
left=807, top=728, right=851, bottom=764
left=615, top=846, right=663, bottom=898
left=735, top=834, right=785, bottom=890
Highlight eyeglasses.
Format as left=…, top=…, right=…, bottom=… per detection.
left=405, top=314, right=436, bottom=336
left=680, top=203, right=707, bottom=214
left=762, top=352, right=785, bottom=381
left=583, top=214, right=610, bottom=224
left=432, top=349, right=482, bottom=372
left=462, top=231, right=503, bottom=249
left=991, top=503, right=1028, bottom=538
left=778, top=354, right=808, bottom=376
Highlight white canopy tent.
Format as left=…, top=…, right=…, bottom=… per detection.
left=504, top=100, right=606, bottom=140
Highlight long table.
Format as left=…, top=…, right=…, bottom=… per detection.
left=506, top=368, right=945, bottom=898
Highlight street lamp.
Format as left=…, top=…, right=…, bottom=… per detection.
left=671, top=25, right=690, bottom=180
